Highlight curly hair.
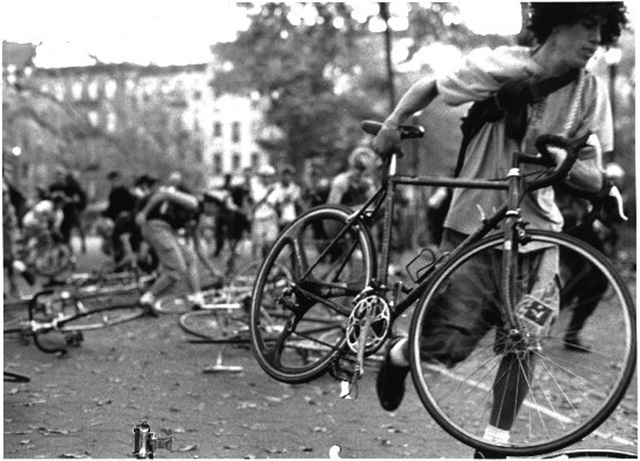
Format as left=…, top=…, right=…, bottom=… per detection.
left=528, top=2, right=629, bottom=46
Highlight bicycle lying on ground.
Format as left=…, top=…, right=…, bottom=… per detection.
left=152, top=260, right=350, bottom=373
left=248, top=121, right=636, bottom=457
left=12, top=226, right=74, bottom=280
left=3, top=283, right=150, bottom=355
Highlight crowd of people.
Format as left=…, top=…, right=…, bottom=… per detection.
left=2, top=151, right=386, bottom=303
left=100, top=151, right=384, bottom=311
left=3, top=167, right=88, bottom=297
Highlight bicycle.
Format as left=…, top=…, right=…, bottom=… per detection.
left=13, top=226, right=73, bottom=279
left=158, top=258, right=344, bottom=362
left=3, top=287, right=148, bottom=355
left=248, top=121, right=636, bottom=457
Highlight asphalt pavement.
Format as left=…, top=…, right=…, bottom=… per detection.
left=3, top=236, right=637, bottom=459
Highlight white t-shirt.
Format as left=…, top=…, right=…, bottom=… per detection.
left=436, top=46, right=612, bottom=235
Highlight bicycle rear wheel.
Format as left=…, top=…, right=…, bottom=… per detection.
left=249, top=204, right=376, bottom=384
left=33, top=242, right=73, bottom=277
left=409, top=230, right=636, bottom=456
left=56, top=303, right=146, bottom=331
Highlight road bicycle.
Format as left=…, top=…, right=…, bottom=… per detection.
left=3, top=261, right=156, bottom=315
left=176, top=260, right=341, bottom=341
left=167, top=259, right=348, bottom=374
left=62, top=264, right=156, bottom=300
left=248, top=121, right=636, bottom=457
left=153, top=259, right=258, bottom=317
left=3, top=286, right=148, bottom=355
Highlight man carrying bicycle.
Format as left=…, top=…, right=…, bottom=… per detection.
left=372, top=3, right=628, bottom=457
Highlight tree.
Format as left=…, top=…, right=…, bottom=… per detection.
left=211, top=3, right=513, bottom=175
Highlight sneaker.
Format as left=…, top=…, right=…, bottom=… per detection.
left=138, top=292, right=158, bottom=317
left=376, top=336, right=410, bottom=412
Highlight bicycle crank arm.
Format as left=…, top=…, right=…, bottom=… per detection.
left=340, top=318, right=371, bottom=400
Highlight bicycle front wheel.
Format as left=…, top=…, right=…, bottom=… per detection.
left=249, top=205, right=377, bottom=384
left=409, top=230, right=636, bottom=456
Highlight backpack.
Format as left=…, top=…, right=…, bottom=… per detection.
left=455, top=70, right=580, bottom=177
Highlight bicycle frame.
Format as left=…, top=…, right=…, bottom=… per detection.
left=310, top=146, right=515, bottom=325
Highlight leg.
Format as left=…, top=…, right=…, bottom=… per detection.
left=563, top=261, right=607, bottom=351
left=140, top=220, right=189, bottom=305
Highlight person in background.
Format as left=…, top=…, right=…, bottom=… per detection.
left=3, top=179, right=19, bottom=297
left=270, top=165, right=303, bottom=232
left=135, top=175, right=202, bottom=313
left=327, top=147, right=377, bottom=209
left=301, top=159, right=330, bottom=211
left=229, top=167, right=254, bottom=243
left=250, top=164, right=279, bottom=258
left=110, top=175, right=158, bottom=273
left=102, top=171, right=137, bottom=263
left=48, top=167, right=88, bottom=255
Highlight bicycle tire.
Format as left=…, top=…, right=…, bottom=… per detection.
left=179, top=310, right=249, bottom=341
left=249, top=204, right=377, bottom=384
left=542, top=448, right=638, bottom=459
left=4, top=371, right=31, bottom=383
left=33, top=242, right=73, bottom=277
left=55, top=303, right=146, bottom=331
left=409, top=230, right=636, bottom=456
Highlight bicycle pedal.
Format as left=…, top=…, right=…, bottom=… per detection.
left=132, top=421, right=174, bottom=459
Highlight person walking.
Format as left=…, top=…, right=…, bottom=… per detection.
left=371, top=3, right=627, bottom=457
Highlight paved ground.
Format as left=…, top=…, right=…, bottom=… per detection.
left=3, top=237, right=638, bottom=459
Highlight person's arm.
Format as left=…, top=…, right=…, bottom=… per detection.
left=373, top=78, right=439, bottom=156
left=136, top=187, right=199, bottom=227
left=548, top=136, right=604, bottom=193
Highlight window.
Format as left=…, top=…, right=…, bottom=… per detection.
left=72, top=82, right=83, bottom=100
left=106, top=112, right=117, bottom=132
left=213, top=153, right=223, bottom=175
left=88, top=80, right=99, bottom=99
left=54, top=83, right=65, bottom=101
left=213, top=122, right=222, bottom=137
left=231, top=122, right=241, bottom=143
left=232, top=153, right=241, bottom=170
left=88, top=111, right=99, bottom=127
left=105, top=79, right=117, bottom=99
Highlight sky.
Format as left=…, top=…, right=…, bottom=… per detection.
left=0, top=1, right=554, bottom=68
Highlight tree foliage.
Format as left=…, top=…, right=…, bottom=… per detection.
left=211, top=2, right=513, bottom=174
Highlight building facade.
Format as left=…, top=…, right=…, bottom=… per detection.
left=3, top=41, right=271, bottom=202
